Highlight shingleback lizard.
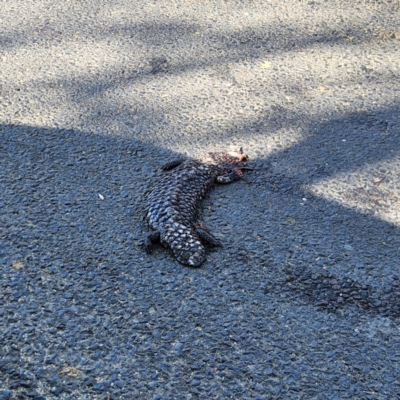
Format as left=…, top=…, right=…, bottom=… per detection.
left=145, top=148, right=249, bottom=267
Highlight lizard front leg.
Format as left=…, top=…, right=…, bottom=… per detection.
left=162, top=159, right=186, bottom=170
left=216, top=168, right=243, bottom=184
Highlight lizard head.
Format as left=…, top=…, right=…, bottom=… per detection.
left=204, top=147, right=249, bottom=172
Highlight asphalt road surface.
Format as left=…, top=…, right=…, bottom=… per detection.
left=1, top=0, right=400, bottom=399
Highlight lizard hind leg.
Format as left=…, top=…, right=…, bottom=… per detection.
left=194, top=222, right=222, bottom=247
left=144, top=231, right=161, bottom=253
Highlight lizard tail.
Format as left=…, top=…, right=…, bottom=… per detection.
left=160, top=225, right=206, bottom=267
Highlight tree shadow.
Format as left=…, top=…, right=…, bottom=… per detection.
left=2, top=101, right=399, bottom=319
left=44, top=25, right=384, bottom=101
left=1, top=102, right=399, bottom=399
left=2, top=16, right=391, bottom=105
left=0, top=17, right=377, bottom=53
left=0, top=124, right=174, bottom=267
left=229, top=104, right=400, bottom=317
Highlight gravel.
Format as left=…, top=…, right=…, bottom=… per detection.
left=1, top=0, right=400, bottom=399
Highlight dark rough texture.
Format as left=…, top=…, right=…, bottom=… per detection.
left=265, top=266, right=400, bottom=318
left=146, top=149, right=247, bottom=266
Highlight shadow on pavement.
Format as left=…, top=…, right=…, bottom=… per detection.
left=1, top=107, right=399, bottom=399
left=1, top=107, right=399, bottom=317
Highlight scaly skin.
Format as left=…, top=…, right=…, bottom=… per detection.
left=145, top=148, right=248, bottom=266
